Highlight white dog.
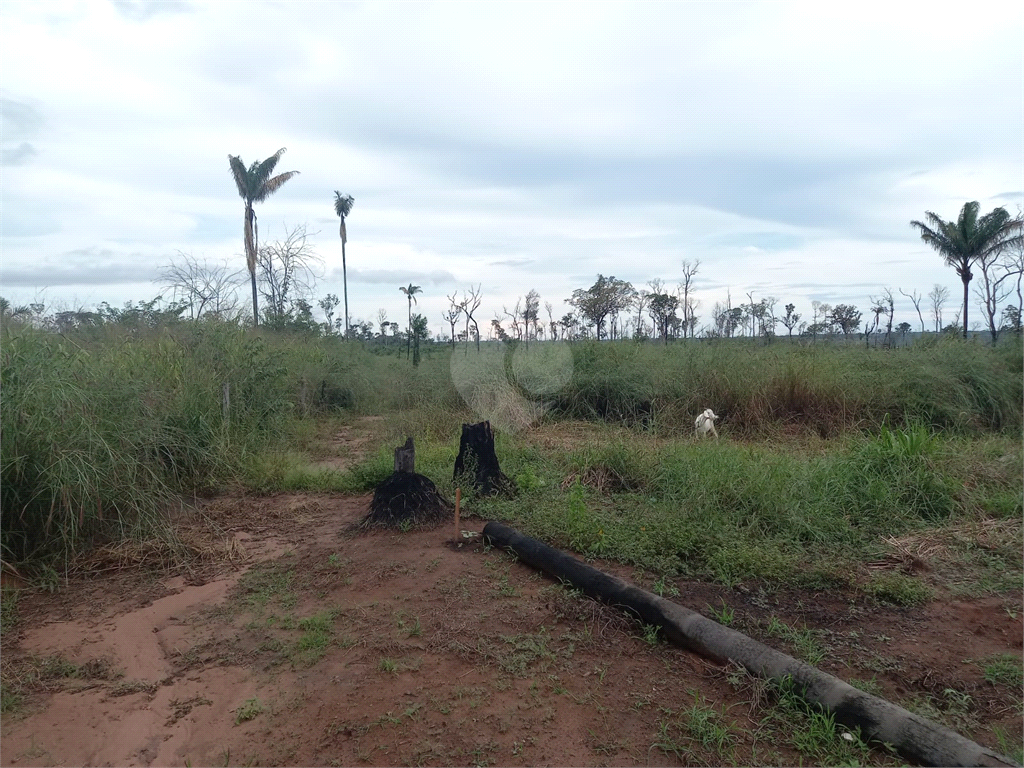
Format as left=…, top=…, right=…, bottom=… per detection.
left=695, top=408, right=720, bottom=439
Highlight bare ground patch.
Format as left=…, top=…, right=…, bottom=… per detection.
left=1, top=491, right=1021, bottom=767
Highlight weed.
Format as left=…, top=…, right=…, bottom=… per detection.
left=994, top=725, right=1024, bottom=766
left=289, top=609, right=337, bottom=667
left=707, top=599, right=735, bottom=626
left=763, top=616, right=827, bottom=665
left=0, top=590, right=19, bottom=634
left=234, top=698, right=264, bottom=725
left=650, top=718, right=693, bottom=762
left=862, top=572, right=932, bottom=606
left=652, top=575, right=679, bottom=597
left=680, top=691, right=736, bottom=756
left=378, top=658, right=398, bottom=675
left=980, top=653, right=1023, bottom=689
left=640, top=623, right=661, bottom=646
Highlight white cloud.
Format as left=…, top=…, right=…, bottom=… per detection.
left=0, top=0, right=1021, bottom=332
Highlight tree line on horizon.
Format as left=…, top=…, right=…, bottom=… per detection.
left=221, top=151, right=1024, bottom=348
left=4, top=145, right=1023, bottom=350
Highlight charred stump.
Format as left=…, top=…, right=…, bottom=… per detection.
left=365, top=437, right=453, bottom=529
left=453, top=421, right=516, bottom=496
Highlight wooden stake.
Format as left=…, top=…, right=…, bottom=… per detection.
left=454, top=487, right=461, bottom=541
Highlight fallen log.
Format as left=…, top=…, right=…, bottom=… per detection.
left=482, top=521, right=1016, bottom=768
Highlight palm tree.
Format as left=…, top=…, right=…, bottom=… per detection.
left=399, top=283, right=422, bottom=359
left=911, top=202, right=1023, bottom=339
left=333, top=192, right=355, bottom=337
left=228, top=148, right=299, bottom=326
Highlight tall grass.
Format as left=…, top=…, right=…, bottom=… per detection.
left=476, top=425, right=1022, bottom=587
left=2, top=319, right=1019, bottom=568
left=553, top=337, right=1022, bottom=436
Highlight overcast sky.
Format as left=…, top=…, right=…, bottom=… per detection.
left=1, top=0, right=1021, bottom=333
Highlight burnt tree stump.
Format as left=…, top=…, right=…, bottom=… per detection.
left=453, top=421, right=516, bottom=496
left=394, top=437, right=415, bottom=473
left=365, top=437, right=453, bottom=529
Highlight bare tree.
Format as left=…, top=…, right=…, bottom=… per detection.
left=974, top=218, right=1024, bottom=343
left=810, top=301, right=832, bottom=339
left=746, top=290, right=757, bottom=337
left=928, top=284, right=949, bottom=333
left=869, top=288, right=895, bottom=346
left=377, top=308, right=390, bottom=345
left=461, top=284, right=482, bottom=353
left=760, top=296, right=778, bottom=340
left=522, top=289, right=540, bottom=347
left=1000, top=221, right=1024, bottom=336
left=634, top=290, right=650, bottom=338
left=545, top=301, right=557, bottom=341
left=160, top=251, right=241, bottom=320
left=899, top=288, right=926, bottom=333
left=502, top=298, right=523, bottom=341
left=256, top=224, right=323, bottom=322
left=443, top=292, right=463, bottom=350
left=679, top=259, right=700, bottom=339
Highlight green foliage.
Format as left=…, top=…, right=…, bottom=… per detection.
left=551, top=339, right=1022, bottom=436
left=470, top=420, right=1020, bottom=591
left=765, top=676, right=883, bottom=766
left=980, top=653, right=1023, bottom=689
left=861, top=573, right=932, bottom=606
left=5, top=317, right=1020, bottom=585
left=234, top=697, right=264, bottom=725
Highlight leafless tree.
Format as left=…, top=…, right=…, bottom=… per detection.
left=256, top=224, right=323, bottom=321
left=1000, top=224, right=1024, bottom=335
left=899, top=288, right=926, bottom=333
left=746, top=290, right=757, bottom=337
left=461, top=284, right=482, bottom=353
left=928, top=284, right=949, bottom=333
left=810, top=300, right=832, bottom=339
left=502, top=298, right=523, bottom=341
left=870, top=288, right=895, bottom=346
left=443, top=292, right=463, bottom=350
left=545, top=301, right=557, bottom=341
left=679, top=259, right=700, bottom=339
left=160, top=251, right=242, bottom=320
left=970, top=214, right=1024, bottom=342
left=522, top=289, right=540, bottom=347
left=634, top=290, right=650, bottom=338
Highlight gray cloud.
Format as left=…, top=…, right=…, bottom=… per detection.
left=109, top=0, right=193, bottom=22
left=489, top=258, right=534, bottom=267
left=1, top=262, right=158, bottom=287
left=2, top=141, right=37, bottom=166
left=344, top=268, right=458, bottom=286
left=0, top=98, right=43, bottom=142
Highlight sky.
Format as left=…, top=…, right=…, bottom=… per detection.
left=1, top=0, right=1022, bottom=335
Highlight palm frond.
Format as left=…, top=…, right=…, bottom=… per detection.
left=252, top=148, right=287, bottom=187
left=228, top=155, right=252, bottom=200
left=956, top=200, right=980, bottom=237
left=253, top=171, right=299, bottom=202
left=333, top=191, right=354, bottom=219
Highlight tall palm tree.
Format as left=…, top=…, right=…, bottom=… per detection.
left=911, top=202, right=1023, bottom=338
left=228, top=148, right=299, bottom=326
left=399, top=283, right=422, bottom=359
left=333, top=192, right=355, bottom=337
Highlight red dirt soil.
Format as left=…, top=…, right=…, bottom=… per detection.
left=1, top=491, right=1021, bottom=767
